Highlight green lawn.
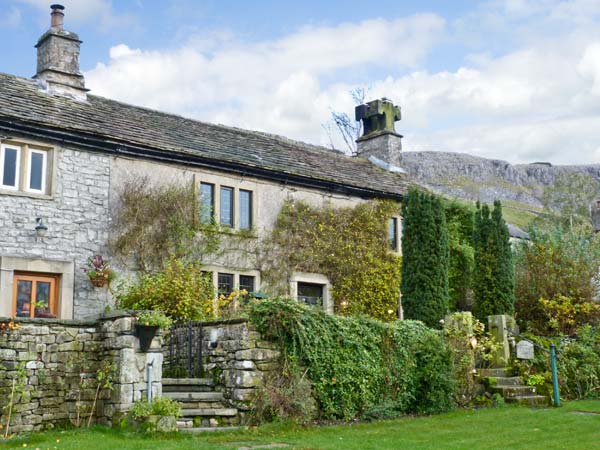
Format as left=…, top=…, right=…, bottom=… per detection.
left=1, top=401, right=599, bottom=450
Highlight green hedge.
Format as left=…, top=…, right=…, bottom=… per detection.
left=249, top=298, right=455, bottom=420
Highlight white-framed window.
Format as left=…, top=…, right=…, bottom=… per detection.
left=0, top=142, right=51, bottom=195
left=388, top=216, right=402, bottom=253
left=26, top=148, right=48, bottom=194
left=0, top=144, right=21, bottom=191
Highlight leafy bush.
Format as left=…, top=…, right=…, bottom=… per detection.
left=249, top=298, right=454, bottom=420
left=129, top=397, right=182, bottom=421
left=115, top=257, right=215, bottom=320
left=515, top=225, right=600, bottom=334
left=512, top=326, right=600, bottom=400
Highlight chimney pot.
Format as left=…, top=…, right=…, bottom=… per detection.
left=50, top=4, right=65, bottom=29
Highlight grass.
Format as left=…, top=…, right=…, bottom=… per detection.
left=1, top=401, right=599, bottom=450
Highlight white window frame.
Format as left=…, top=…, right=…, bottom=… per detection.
left=0, top=144, right=21, bottom=191
left=25, top=148, right=48, bottom=194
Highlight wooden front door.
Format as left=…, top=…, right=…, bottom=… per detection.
left=12, top=273, right=59, bottom=318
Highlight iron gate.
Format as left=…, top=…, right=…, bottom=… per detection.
left=163, top=321, right=204, bottom=378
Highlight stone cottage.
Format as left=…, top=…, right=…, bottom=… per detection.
left=0, top=5, right=410, bottom=320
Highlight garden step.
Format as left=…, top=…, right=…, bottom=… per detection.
left=162, top=378, right=215, bottom=386
left=181, top=408, right=238, bottom=417
left=478, top=368, right=511, bottom=377
left=180, top=401, right=229, bottom=409
left=492, top=376, right=523, bottom=386
left=163, top=391, right=224, bottom=402
left=505, top=395, right=548, bottom=406
left=162, top=378, right=217, bottom=392
left=491, top=385, right=538, bottom=398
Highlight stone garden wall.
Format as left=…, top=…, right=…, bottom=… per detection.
left=197, top=319, right=281, bottom=415
left=0, top=312, right=162, bottom=433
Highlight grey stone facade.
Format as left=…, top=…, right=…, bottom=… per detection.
left=0, top=312, right=162, bottom=433
left=0, top=147, right=112, bottom=319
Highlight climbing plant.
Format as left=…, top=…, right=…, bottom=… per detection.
left=262, top=199, right=401, bottom=321
left=110, top=176, right=222, bottom=272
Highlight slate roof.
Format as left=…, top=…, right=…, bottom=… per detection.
left=0, top=73, right=411, bottom=199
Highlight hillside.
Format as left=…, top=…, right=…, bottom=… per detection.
left=401, top=151, right=600, bottom=228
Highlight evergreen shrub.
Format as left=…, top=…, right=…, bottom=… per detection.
left=249, top=298, right=455, bottom=420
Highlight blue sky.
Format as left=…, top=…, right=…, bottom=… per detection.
left=2, top=0, right=600, bottom=164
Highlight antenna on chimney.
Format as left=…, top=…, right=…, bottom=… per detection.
left=50, top=4, right=65, bottom=29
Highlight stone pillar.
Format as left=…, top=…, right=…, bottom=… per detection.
left=97, top=312, right=163, bottom=425
left=487, top=315, right=516, bottom=368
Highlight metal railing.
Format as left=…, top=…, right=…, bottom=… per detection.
left=506, top=327, right=561, bottom=407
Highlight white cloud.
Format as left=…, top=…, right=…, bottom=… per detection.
left=86, top=14, right=445, bottom=141
left=84, top=1, right=600, bottom=165
left=15, top=0, right=135, bottom=30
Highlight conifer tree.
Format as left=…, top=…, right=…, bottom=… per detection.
left=401, top=188, right=449, bottom=327
left=473, top=200, right=515, bottom=320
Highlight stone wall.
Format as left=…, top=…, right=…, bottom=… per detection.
left=0, top=312, right=162, bottom=433
left=166, top=319, right=281, bottom=420
left=0, top=146, right=112, bottom=319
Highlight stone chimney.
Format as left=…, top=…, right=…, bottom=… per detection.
left=355, top=98, right=402, bottom=167
left=34, top=4, right=88, bottom=100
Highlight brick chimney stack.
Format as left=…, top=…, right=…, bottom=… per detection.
left=34, top=4, right=88, bottom=100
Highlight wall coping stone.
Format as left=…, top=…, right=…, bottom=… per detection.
left=0, top=316, right=98, bottom=327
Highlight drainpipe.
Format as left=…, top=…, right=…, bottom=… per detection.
left=146, top=359, right=154, bottom=402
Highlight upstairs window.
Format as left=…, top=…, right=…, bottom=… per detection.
left=239, top=190, right=253, bottom=230
left=220, top=186, right=234, bottom=227
left=27, top=149, right=47, bottom=194
left=199, top=183, right=215, bottom=224
left=297, top=282, right=324, bottom=307
left=1, top=144, right=20, bottom=190
left=0, top=143, right=51, bottom=195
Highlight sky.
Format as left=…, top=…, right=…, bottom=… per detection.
left=2, top=0, right=600, bottom=165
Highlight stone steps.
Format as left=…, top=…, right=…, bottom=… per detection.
left=164, top=391, right=224, bottom=402
left=163, top=378, right=240, bottom=430
left=162, top=378, right=216, bottom=393
left=478, top=368, right=548, bottom=407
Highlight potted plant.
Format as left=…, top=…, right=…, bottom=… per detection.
left=83, top=255, right=115, bottom=288
left=33, top=300, right=56, bottom=319
left=135, top=310, right=173, bottom=352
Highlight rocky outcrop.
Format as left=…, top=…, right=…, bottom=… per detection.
left=400, top=151, right=600, bottom=208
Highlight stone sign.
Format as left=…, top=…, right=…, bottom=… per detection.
left=516, top=340, right=534, bottom=360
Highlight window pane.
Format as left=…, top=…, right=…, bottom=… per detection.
left=16, top=280, right=32, bottom=317
left=34, top=282, right=51, bottom=318
left=199, top=183, right=215, bottom=224
left=29, top=152, right=44, bottom=191
left=239, top=190, right=252, bottom=230
left=297, top=282, right=323, bottom=307
left=239, top=275, right=255, bottom=293
left=388, top=218, right=398, bottom=250
left=218, top=273, right=234, bottom=296
left=2, top=147, right=18, bottom=188
left=220, top=186, right=234, bottom=227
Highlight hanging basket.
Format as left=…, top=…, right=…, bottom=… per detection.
left=135, top=324, right=160, bottom=352
left=89, top=277, right=108, bottom=288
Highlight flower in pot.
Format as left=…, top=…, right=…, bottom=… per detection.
left=83, top=255, right=115, bottom=288
left=135, top=310, right=173, bottom=352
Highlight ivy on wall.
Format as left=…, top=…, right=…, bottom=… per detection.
left=261, top=199, right=401, bottom=321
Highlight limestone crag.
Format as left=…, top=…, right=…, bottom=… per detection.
left=401, top=151, right=600, bottom=208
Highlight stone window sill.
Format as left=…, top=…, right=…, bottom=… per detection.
left=0, top=189, right=53, bottom=200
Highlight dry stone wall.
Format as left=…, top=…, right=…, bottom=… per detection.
left=0, top=311, right=162, bottom=433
